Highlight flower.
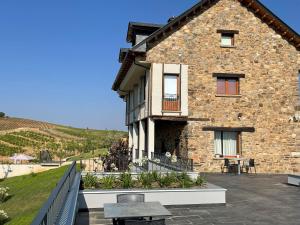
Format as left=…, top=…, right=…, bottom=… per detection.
left=165, top=152, right=171, bottom=158
left=0, top=187, right=10, bottom=203
left=0, top=209, right=9, bottom=223
left=110, top=163, right=116, bottom=168
left=171, top=155, right=177, bottom=163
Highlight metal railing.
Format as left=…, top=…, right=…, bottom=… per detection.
left=162, top=96, right=179, bottom=111
left=151, top=153, right=193, bottom=172
left=31, top=161, right=77, bottom=225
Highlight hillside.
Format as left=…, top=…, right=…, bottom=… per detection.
left=0, top=117, right=126, bottom=159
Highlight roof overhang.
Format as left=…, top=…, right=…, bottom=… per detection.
left=112, top=50, right=147, bottom=93
left=126, top=22, right=164, bottom=44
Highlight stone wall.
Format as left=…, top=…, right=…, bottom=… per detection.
left=146, top=0, right=300, bottom=173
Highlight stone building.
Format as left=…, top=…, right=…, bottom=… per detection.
left=112, top=0, right=300, bottom=173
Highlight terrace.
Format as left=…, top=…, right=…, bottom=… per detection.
left=75, top=174, right=300, bottom=225
left=30, top=160, right=300, bottom=225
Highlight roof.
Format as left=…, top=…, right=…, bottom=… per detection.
left=126, top=22, right=164, bottom=44
left=113, top=0, right=300, bottom=91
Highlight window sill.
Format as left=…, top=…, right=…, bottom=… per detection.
left=162, top=110, right=182, bottom=113
left=215, top=94, right=241, bottom=98
left=220, top=45, right=236, bottom=48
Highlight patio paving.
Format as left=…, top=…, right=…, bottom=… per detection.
left=75, top=174, right=300, bottom=225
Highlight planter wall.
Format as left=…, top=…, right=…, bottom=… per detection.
left=288, top=174, right=300, bottom=186
left=78, top=183, right=226, bottom=209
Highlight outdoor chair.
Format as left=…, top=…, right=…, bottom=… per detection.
left=242, top=159, right=256, bottom=174
left=221, top=159, right=236, bottom=174
left=117, top=194, right=145, bottom=203
left=124, top=219, right=166, bottom=225
left=116, top=194, right=146, bottom=225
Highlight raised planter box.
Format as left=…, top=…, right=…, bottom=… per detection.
left=78, top=183, right=226, bottom=210
left=288, top=174, right=300, bottom=186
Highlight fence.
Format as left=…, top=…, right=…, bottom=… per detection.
left=150, top=153, right=194, bottom=171
left=31, top=161, right=77, bottom=225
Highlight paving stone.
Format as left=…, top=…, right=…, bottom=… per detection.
left=75, top=174, right=300, bottom=225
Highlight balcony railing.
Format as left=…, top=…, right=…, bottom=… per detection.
left=163, top=96, right=180, bottom=111
left=151, top=153, right=193, bottom=172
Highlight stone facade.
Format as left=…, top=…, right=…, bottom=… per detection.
left=145, top=0, right=300, bottom=173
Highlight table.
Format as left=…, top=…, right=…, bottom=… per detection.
left=104, top=201, right=172, bottom=221
left=223, top=157, right=246, bottom=175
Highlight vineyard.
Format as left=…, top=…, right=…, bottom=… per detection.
left=0, top=117, right=126, bottom=159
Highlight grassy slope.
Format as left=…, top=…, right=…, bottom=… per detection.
left=0, top=117, right=126, bottom=158
left=0, top=166, right=68, bottom=225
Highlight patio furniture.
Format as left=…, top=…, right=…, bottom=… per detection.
left=221, top=159, right=236, bottom=173
left=222, top=157, right=246, bottom=175
left=104, top=202, right=172, bottom=225
left=124, top=219, right=166, bottom=225
left=116, top=194, right=145, bottom=224
left=242, top=158, right=256, bottom=174
left=117, top=194, right=145, bottom=203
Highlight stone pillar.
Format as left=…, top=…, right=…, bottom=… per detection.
left=147, top=118, right=155, bottom=159
left=139, top=120, right=146, bottom=160
left=132, top=122, right=139, bottom=162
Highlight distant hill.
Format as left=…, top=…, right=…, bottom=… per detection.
left=0, top=117, right=126, bottom=159
left=0, top=117, right=55, bottom=131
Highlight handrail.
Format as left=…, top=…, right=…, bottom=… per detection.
left=31, top=161, right=77, bottom=225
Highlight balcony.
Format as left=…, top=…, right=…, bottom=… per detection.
left=162, top=96, right=180, bottom=111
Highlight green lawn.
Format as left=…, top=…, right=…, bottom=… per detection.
left=0, top=166, right=68, bottom=225
left=67, top=148, right=108, bottom=161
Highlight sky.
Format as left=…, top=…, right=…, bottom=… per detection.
left=0, top=0, right=299, bottom=131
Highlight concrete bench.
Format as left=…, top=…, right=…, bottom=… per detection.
left=56, top=173, right=81, bottom=225
left=288, top=174, right=300, bottom=186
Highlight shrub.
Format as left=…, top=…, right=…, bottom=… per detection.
left=101, top=175, right=116, bottom=189
left=0, top=112, right=5, bottom=118
left=83, top=173, right=98, bottom=189
left=0, top=187, right=9, bottom=203
left=0, top=210, right=9, bottom=225
left=120, top=172, right=133, bottom=189
left=195, top=174, right=206, bottom=187
left=150, top=171, right=159, bottom=182
left=176, top=172, right=193, bottom=188
left=138, top=172, right=153, bottom=189
left=157, top=173, right=174, bottom=188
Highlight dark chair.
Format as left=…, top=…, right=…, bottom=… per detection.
left=117, top=194, right=145, bottom=203
left=221, top=159, right=236, bottom=173
left=124, top=219, right=166, bottom=225
left=242, top=159, right=256, bottom=174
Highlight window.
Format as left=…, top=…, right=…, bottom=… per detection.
left=217, top=77, right=239, bottom=95
left=139, top=75, right=146, bottom=103
left=214, top=131, right=240, bottom=156
left=163, top=74, right=179, bottom=111
left=221, top=33, right=234, bottom=47
left=164, top=75, right=178, bottom=99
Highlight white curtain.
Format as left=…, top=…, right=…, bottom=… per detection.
left=214, top=131, right=222, bottom=155
left=164, top=75, right=177, bottom=98
left=223, top=132, right=237, bottom=156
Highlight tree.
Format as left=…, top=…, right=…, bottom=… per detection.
left=0, top=112, right=5, bottom=118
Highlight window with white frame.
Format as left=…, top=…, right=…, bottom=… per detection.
left=221, top=33, right=234, bottom=47
left=164, top=74, right=178, bottom=99
left=214, top=131, right=239, bottom=156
